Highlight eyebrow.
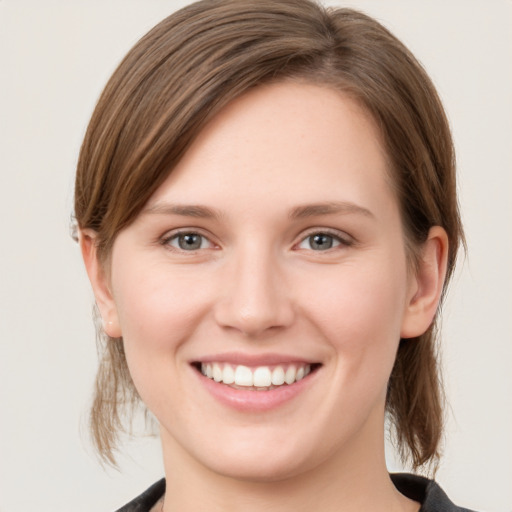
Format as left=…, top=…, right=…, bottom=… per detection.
left=289, top=201, right=374, bottom=220
left=141, top=203, right=223, bottom=219
left=141, top=200, right=374, bottom=220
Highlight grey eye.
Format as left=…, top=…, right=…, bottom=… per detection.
left=298, top=233, right=341, bottom=251
left=169, top=233, right=208, bottom=250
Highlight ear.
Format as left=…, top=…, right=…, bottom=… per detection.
left=79, top=229, right=122, bottom=338
left=400, top=226, right=449, bottom=339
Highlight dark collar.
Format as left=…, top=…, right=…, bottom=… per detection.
left=391, top=473, right=476, bottom=511
left=116, top=474, right=477, bottom=511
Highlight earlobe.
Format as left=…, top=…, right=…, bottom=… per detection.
left=79, top=229, right=122, bottom=338
left=400, top=226, right=449, bottom=339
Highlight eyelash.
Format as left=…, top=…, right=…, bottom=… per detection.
left=160, top=228, right=353, bottom=253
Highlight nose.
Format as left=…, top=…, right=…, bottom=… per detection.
left=213, top=243, right=295, bottom=337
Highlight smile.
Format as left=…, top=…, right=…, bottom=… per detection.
left=192, top=359, right=321, bottom=411
left=200, top=362, right=312, bottom=389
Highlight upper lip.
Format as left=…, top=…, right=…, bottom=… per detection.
left=191, top=352, right=319, bottom=366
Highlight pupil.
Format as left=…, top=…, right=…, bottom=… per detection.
left=311, top=234, right=332, bottom=250
left=179, top=234, right=201, bottom=250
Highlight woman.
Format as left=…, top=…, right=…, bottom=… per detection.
left=75, top=0, right=473, bottom=510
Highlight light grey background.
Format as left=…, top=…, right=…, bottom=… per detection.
left=1, top=1, right=511, bottom=511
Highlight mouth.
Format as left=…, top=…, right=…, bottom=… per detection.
left=192, top=361, right=321, bottom=391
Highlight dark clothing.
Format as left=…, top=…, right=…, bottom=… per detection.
left=115, top=473, right=476, bottom=511
left=116, top=479, right=165, bottom=512
left=391, top=473, right=475, bottom=511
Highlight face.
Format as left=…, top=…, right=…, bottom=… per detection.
left=96, top=82, right=424, bottom=481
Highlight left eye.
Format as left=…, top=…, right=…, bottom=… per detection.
left=297, top=233, right=342, bottom=251
left=165, top=232, right=212, bottom=251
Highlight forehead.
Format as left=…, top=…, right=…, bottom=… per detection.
left=147, top=82, right=395, bottom=218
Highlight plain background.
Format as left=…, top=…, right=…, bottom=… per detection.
left=1, top=1, right=511, bottom=511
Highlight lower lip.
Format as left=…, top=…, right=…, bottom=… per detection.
left=194, top=368, right=318, bottom=412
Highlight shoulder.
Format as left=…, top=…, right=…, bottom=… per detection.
left=391, top=473, right=477, bottom=512
left=115, top=479, right=165, bottom=512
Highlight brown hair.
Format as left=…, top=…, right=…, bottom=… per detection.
left=74, top=0, right=464, bottom=469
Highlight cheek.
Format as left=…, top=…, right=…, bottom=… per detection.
left=113, top=261, right=208, bottom=346
left=109, top=260, right=214, bottom=401
left=305, top=257, right=409, bottom=377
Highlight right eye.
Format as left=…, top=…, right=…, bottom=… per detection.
left=297, top=232, right=342, bottom=251
left=163, top=231, right=214, bottom=251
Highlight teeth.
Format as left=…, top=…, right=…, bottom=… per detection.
left=234, top=365, right=253, bottom=386
left=253, top=367, right=272, bottom=387
left=271, top=366, right=285, bottom=385
left=285, top=365, right=296, bottom=385
left=212, top=363, right=223, bottom=382
left=222, top=364, right=235, bottom=384
left=200, top=363, right=312, bottom=388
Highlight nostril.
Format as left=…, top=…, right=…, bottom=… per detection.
left=212, top=274, right=295, bottom=336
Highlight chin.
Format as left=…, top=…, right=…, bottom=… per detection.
left=185, top=428, right=323, bottom=484
left=207, top=451, right=315, bottom=483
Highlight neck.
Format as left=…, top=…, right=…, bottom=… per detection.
left=159, top=417, right=418, bottom=512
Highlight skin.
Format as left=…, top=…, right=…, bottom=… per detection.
left=82, top=82, right=448, bottom=512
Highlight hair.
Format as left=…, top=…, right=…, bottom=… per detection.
left=74, top=0, right=464, bottom=469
